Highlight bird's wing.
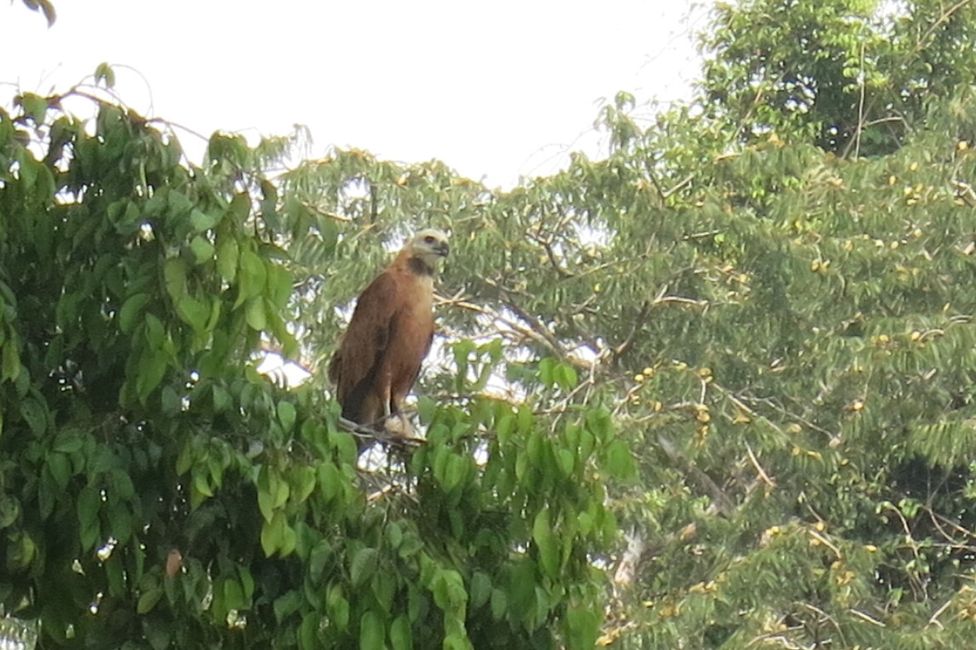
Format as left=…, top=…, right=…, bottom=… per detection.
left=329, top=271, right=400, bottom=406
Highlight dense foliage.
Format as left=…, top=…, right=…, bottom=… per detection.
left=0, top=78, right=620, bottom=649
left=8, top=0, right=976, bottom=648
left=280, top=0, right=976, bottom=646
left=702, top=0, right=976, bottom=156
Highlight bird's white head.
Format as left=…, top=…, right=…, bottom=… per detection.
left=405, top=228, right=450, bottom=273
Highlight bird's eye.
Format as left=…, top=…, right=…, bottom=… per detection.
left=424, top=236, right=435, bottom=243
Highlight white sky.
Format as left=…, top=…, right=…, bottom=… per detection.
left=1, top=0, right=709, bottom=188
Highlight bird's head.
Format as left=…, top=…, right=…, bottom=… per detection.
left=405, top=228, right=450, bottom=272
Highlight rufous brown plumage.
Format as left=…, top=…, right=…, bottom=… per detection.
left=328, top=229, right=450, bottom=435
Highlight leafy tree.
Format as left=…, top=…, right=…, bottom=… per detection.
left=276, top=0, right=976, bottom=647
left=701, top=0, right=976, bottom=156
left=10, top=0, right=976, bottom=648
left=0, top=72, right=619, bottom=647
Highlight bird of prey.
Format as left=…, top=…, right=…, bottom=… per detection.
left=328, top=229, right=450, bottom=439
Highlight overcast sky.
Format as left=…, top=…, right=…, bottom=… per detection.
left=1, top=0, right=709, bottom=187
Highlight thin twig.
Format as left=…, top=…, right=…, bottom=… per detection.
left=335, top=414, right=426, bottom=446
left=915, top=0, right=974, bottom=52
left=807, top=528, right=842, bottom=559
left=613, top=299, right=652, bottom=360
left=849, top=609, right=886, bottom=628
left=745, top=442, right=776, bottom=489
left=927, top=598, right=954, bottom=629
left=853, top=42, right=866, bottom=161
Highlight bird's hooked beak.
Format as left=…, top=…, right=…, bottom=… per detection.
left=435, top=241, right=450, bottom=258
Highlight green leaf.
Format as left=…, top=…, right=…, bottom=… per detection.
left=52, top=431, right=83, bottom=454
left=46, top=453, right=71, bottom=492
left=443, top=455, right=468, bottom=492
left=18, top=93, right=48, bottom=123
left=144, top=313, right=165, bottom=348
left=299, top=614, right=319, bottom=650
left=417, top=395, right=437, bottom=423
left=105, top=554, right=125, bottom=597
left=161, top=386, right=182, bottom=416
left=258, top=473, right=275, bottom=523
left=16, top=150, right=38, bottom=189
left=577, top=428, right=596, bottom=464
left=217, top=237, right=239, bottom=282
left=193, top=471, right=213, bottom=498
left=443, top=633, right=470, bottom=650
left=108, top=503, right=133, bottom=545
left=245, top=297, right=267, bottom=331
left=564, top=604, right=600, bottom=650
left=240, top=250, right=267, bottom=301
left=118, top=293, right=150, bottom=334
left=167, top=190, right=193, bottom=217
left=190, top=235, right=216, bottom=264
left=272, top=471, right=290, bottom=508
left=94, top=62, right=115, bottom=88
left=277, top=401, right=297, bottom=432
left=177, top=438, right=198, bottom=475
left=351, top=547, right=379, bottom=587
left=137, top=587, right=163, bottom=614
left=5, top=531, right=36, bottom=572
left=261, top=511, right=286, bottom=556
left=228, top=192, right=251, bottom=222
left=517, top=404, right=533, bottom=435
left=372, top=570, right=396, bottom=615
left=24, top=0, right=57, bottom=25
left=190, top=208, right=220, bottom=233
left=309, top=542, right=332, bottom=581
left=0, top=496, right=20, bottom=529
left=389, top=615, right=413, bottom=650
left=470, top=572, right=491, bottom=609
left=318, top=461, right=341, bottom=503
left=2, top=341, right=21, bottom=383
left=359, top=611, right=384, bottom=650
left=585, top=407, right=612, bottom=441
left=205, top=297, right=222, bottom=333
left=328, top=585, right=350, bottom=630
left=274, top=590, right=303, bottom=623
left=280, top=523, right=297, bottom=557
left=19, top=397, right=47, bottom=436
left=267, top=264, right=293, bottom=308
left=290, top=466, right=316, bottom=504
left=605, top=439, right=635, bottom=480
left=77, top=484, right=100, bottom=531
left=136, top=347, right=168, bottom=403
left=332, top=431, right=358, bottom=466
left=495, top=412, right=514, bottom=446
left=538, top=357, right=555, bottom=387
left=223, top=578, right=246, bottom=610
left=259, top=179, right=280, bottom=229
left=212, top=384, right=232, bottom=413
left=532, top=508, right=559, bottom=579
left=431, top=568, right=466, bottom=612
left=557, top=448, right=575, bottom=476
left=163, top=258, right=188, bottom=301
left=177, top=294, right=209, bottom=332
left=554, top=363, right=578, bottom=391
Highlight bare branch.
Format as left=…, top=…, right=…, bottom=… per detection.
left=612, top=299, right=651, bottom=360
left=745, top=442, right=776, bottom=490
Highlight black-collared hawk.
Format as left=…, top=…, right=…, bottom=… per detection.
left=328, top=229, right=450, bottom=437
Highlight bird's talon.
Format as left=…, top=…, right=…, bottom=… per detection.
left=383, top=415, right=413, bottom=438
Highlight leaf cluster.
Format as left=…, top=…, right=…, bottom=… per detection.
left=0, top=87, right=619, bottom=648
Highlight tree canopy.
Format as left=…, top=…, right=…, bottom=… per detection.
left=6, top=0, right=976, bottom=648
left=0, top=67, right=617, bottom=650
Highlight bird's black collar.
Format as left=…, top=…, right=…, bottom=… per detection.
left=408, top=257, right=435, bottom=277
